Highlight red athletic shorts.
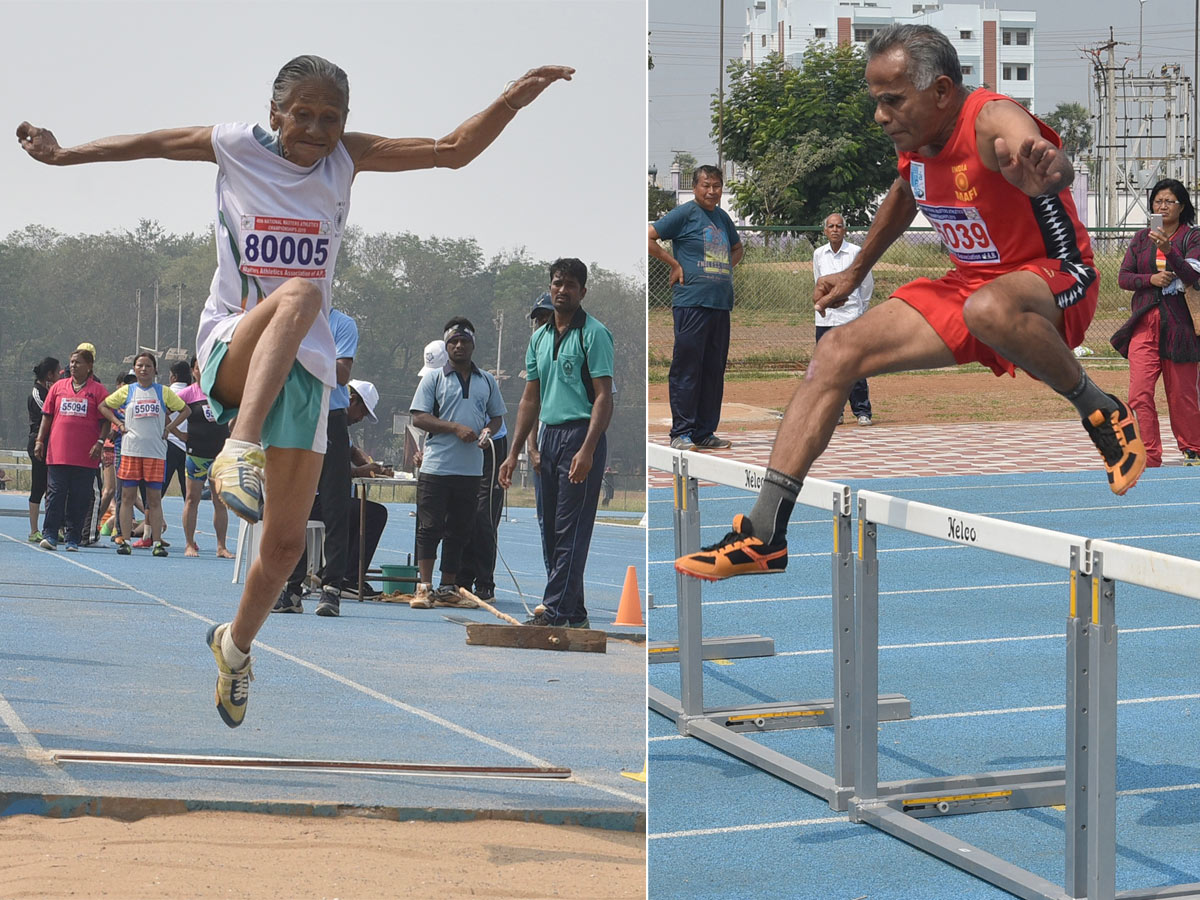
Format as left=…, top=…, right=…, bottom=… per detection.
left=893, top=259, right=1099, bottom=377
left=118, top=454, right=165, bottom=486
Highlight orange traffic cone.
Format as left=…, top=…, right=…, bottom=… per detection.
left=613, top=565, right=644, bottom=627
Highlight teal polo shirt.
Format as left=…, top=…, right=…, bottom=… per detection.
left=525, top=308, right=614, bottom=425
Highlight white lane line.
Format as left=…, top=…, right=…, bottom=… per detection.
left=0, top=535, right=641, bottom=805
left=650, top=815, right=846, bottom=839
left=774, top=623, right=1200, bottom=657
left=906, top=693, right=1200, bottom=722
left=649, top=580, right=1065, bottom=609
left=1118, top=782, right=1200, bottom=797
left=0, top=692, right=79, bottom=792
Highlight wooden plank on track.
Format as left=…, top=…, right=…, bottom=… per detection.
left=465, top=623, right=606, bottom=653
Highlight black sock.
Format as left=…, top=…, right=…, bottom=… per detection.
left=1062, top=370, right=1116, bottom=418
left=747, top=468, right=802, bottom=545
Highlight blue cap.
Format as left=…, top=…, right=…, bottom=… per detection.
left=529, top=292, right=554, bottom=319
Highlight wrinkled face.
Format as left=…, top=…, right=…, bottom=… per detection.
left=446, top=334, right=474, bottom=364
left=693, top=173, right=723, bottom=211
left=269, top=77, right=348, bottom=167
left=866, top=49, right=944, bottom=154
left=134, top=356, right=156, bottom=384
left=68, top=353, right=91, bottom=381
left=549, top=271, right=587, bottom=317
left=824, top=215, right=846, bottom=247
left=1152, top=188, right=1184, bottom=227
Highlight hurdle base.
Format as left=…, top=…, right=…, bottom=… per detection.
left=648, top=635, right=775, bottom=664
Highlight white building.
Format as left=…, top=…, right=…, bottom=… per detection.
left=743, top=0, right=1037, bottom=112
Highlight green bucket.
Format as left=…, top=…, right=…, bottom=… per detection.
left=380, top=564, right=419, bottom=585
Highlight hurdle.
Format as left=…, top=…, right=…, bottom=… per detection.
left=848, top=489, right=1200, bottom=900
left=647, top=443, right=911, bottom=810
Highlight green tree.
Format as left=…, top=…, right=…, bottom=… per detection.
left=716, top=44, right=896, bottom=225
left=1042, top=102, right=1092, bottom=158
left=672, top=151, right=698, bottom=188
left=648, top=185, right=676, bottom=221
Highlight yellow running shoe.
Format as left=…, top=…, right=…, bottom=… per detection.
left=1082, top=395, right=1146, bottom=496
left=206, top=623, right=253, bottom=728
left=209, top=444, right=266, bottom=524
left=675, top=514, right=788, bottom=581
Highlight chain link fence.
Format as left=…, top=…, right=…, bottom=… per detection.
left=650, top=226, right=1141, bottom=376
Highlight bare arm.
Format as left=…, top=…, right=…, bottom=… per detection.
left=411, top=411, right=476, bottom=443
left=17, top=123, right=215, bottom=165
left=814, top=178, right=916, bottom=313
left=568, top=376, right=613, bottom=484
left=336, top=357, right=353, bottom=386
left=343, top=65, right=573, bottom=174
left=730, top=241, right=744, bottom=268
left=976, top=99, right=1072, bottom=197
left=647, top=224, right=684, bottom=287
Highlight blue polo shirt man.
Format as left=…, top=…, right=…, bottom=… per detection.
left=648, top=164, right=743, bottom=451
left=499, top=258, right=615, bottom=628
left=410, top=317, right=506, bottom=597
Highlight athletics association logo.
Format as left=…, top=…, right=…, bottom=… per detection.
left=910, top=162, right=926, bottom=200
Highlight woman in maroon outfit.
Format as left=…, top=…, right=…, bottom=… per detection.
left=1112, top=178, right=1200, bottom=466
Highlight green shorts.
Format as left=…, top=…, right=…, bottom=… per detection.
left=200, top=340, right=330, bottom=453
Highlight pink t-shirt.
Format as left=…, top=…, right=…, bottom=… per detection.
left=43, top=378, right=110, bottom=468
left=176, top=383, right=207, bottom=405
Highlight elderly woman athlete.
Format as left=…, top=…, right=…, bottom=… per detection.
left=18, top=55, right=572, bottom=728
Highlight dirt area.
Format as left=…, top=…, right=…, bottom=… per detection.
left=649, top=364, right=1137, bottom=431
left=0, top=812, right=645, bottom=899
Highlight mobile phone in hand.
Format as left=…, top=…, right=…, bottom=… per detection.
left=1151, top=213, right=1163, bottom=232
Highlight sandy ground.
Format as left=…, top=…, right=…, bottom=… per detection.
left=0, top=812, right=646, bottom=899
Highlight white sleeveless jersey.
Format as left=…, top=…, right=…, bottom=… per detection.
left=196, top=123, right=354, bottom=388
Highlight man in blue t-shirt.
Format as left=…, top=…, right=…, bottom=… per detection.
left=410, top=317, right=506, bottom=607
left=649, top=164, right=743, bottom=451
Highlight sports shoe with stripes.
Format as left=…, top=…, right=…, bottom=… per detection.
left=1082, top=395, right=1146, bottom=496
left=675, top=514, right=788, bottom=581
left=210, top=444, right=266, bottom=524
left=206, top=623, right=253, bottom=729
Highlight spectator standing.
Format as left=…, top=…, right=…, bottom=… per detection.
left=648, top=164, right=743, bottom=451
left=27, top=356, right=59, bottom=543
left=163, top=360, right=193, bottom=499
left=409, top=318, right=506, bottom=608
left=33, top=348, right=109, bottom=551
left=500, top=258, right=614, bottom=628
left=1112, top=178, right=1200, bottom=466
left=177, top=357, right=233, bottom=558
left=812, top=213, right=875, bottom=425
left=101, top=352, right=189, bottom=557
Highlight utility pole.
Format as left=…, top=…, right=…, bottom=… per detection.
left=718, top=0, right=725, bottom=174
left=1105, top=35, right=1119, bottom=228
left=494, top=309, right=504, bottom=375
left=153, top=279, right=160, bottom=357
left=135, top=288, right=142, bottom=358
left=176, top=283, right=183, bottom=350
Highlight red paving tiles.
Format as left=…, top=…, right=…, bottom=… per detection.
left=648, top=417, right=1180, bottom=486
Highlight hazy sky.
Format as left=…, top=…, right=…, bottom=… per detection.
left=4, top=0, right=647, bottom=276
left=650, top=0, right=1200, bottom=174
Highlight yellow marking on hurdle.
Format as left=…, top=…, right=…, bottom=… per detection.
left=649, top=646, right=677, bottom=654
left=902, top=789, right=1013, bottom=808
left=720, top=710, right=825, bottom=724
left=857, top=517, right=864, bottom=561
left=1070, top=569, right=1078, bottom=618
left=1092, top=575, right=1100, bottom=625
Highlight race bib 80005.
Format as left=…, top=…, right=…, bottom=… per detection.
left=921, top=204, right=1001, bottom=266
left=239, top=215, right=331, bottom=279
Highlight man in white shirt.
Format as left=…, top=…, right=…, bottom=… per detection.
left=812, top=213, right=875, bottom=425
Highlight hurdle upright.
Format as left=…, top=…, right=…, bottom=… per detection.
left=647, top=443, right=910, bottom=810
left=849, top=489, right=1200, bottom=900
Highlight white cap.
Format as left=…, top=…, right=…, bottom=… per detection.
left=347, top=379, right=379, bottom=423
left=418, top=339, right=448, bottom=376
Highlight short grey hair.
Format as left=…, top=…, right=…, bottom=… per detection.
left=867, top=24, right=962, bottom=91
left=272, top=55, right=350, bottom=112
